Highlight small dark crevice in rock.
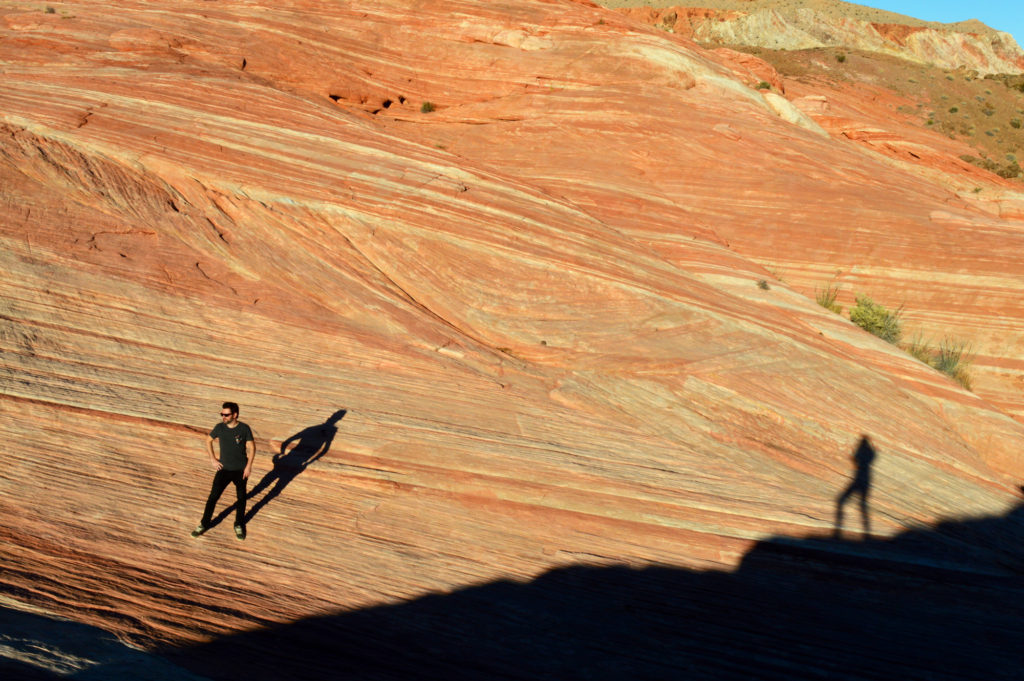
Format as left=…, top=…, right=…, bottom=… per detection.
left=205, top=218, right=229, bottom=244
left=195, top=262, right=239, bottom=295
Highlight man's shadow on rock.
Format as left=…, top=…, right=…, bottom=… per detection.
left=834, top=435, right=877, bottom=539
left=245, top=409, right=347, bottom=524
left=212, top=410, right=346, bottom=529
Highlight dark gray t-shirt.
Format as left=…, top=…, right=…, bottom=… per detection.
left=209, top=422, right=254, bottom=471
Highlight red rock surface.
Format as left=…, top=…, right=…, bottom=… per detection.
left=2, top=0, right=1024, bottom=677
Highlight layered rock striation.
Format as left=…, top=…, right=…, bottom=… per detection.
left=1, top=0, right=1023, bottom=677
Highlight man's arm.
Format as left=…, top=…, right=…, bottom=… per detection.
left=206, top=436, right=222, bottom=470
left=243, top=439, right=256, bottom=479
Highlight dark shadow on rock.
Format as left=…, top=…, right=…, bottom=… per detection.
left=0, top=606, right=204, bottom=680
left=834, top=435, right=877, bottom=539
left=0, top=657, right=63, bottom=680
left=160, top=498, right=1024, bottom=681
left=211, top=410, right=346, bottom=530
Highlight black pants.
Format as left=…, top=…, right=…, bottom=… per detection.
left=201, top=468, right=247, bottom=527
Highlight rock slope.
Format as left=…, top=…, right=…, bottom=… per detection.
left=1, top=0, right=1023, bottom=677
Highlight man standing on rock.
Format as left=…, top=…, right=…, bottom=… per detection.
left=191, top=402, right=255, bottom=540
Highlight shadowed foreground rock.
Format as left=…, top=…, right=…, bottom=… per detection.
left=6, top=503, right=1021, bottom=680
left=163, top=504, right=1024, bottom=680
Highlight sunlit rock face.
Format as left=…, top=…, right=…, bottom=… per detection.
left=1, top=0, right=1023, bottom=674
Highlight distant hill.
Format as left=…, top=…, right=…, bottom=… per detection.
left=601, top=0, right=1024, bottom=74
left=600, top=0, right=1005, bottom=36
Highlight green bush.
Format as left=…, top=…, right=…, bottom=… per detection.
left=998, top=160, right=1021, bottom=179
left=849, top=295, right=903, bottom=344
left=815, top=283, right=842, bottom=314
left=900, top=335, right=973, bottom=390
left=934, top=338, right=973, bottom=389
left=756, top=81, right=771, bottom=90
left=836, top=53, right=846, bottom=63
left=420, top=101, right=436, bottom=113
left=903, top=334, right=933, bottom=364
left=961, top=154, right=1020, bottom=178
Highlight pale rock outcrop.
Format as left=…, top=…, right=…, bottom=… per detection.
left=762, top=91, right=828, bottom=135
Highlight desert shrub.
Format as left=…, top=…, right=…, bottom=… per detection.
left=1011, top=119, right=1022, bottom=129
left=420, top=101, right=436, bottom=113
left=757, top=279, right=770, bottom=290
left=836, top=53, right=846, bottom=63
left=961, top=154, right=1020, bottom=178
left=933, top=338, right=973, bottom=390
left=949, top=106, right=959, bottom=113
left=998, top=160, right=1021, bottom=179
left=903, top=334, right=933, bottom=364
left=849, top=295, right=903, bottom=344
left=815, top=283, right=842, bottom=314
left=756, top=81, right=771, bottom=90
left=901, top=335, right=974, bottom=390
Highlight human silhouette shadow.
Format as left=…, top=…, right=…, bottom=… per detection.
left=209, top=410, right=346, bottom=530
left=245, top=410, right=347, bottom=524
left=159, top=498, right=1024, bottom=681
left=834, top=435, right=877, bottom=539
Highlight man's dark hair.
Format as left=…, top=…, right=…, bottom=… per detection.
left=223, top=401, right=240, bottom=415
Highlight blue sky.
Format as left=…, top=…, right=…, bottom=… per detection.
left=866, top=1, right=1023, bottom=44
